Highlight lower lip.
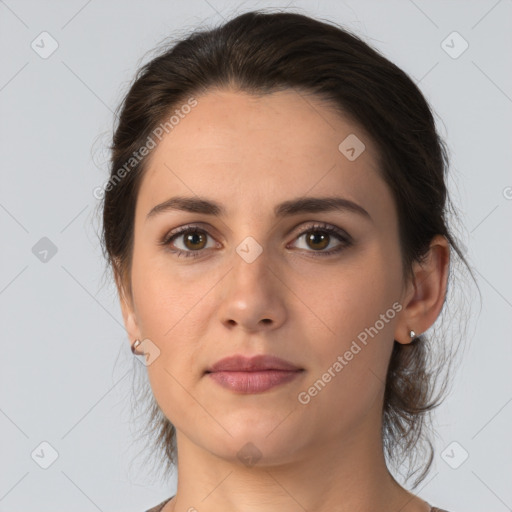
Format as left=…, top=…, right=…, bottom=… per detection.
left=206, top=370, right=303, bottom=393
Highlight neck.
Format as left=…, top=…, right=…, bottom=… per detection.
left=165, top=401, right=431, bottom=512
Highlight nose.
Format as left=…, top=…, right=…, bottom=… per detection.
left=217, top=246, right=287, bottom=333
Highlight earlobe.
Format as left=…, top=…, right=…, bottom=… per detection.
left=394, top=326, right=421, bottom=346
left=394, top=235, right=450, bottom=345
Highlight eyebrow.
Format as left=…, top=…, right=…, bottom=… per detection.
left=145, top=195, right=372, bottom=222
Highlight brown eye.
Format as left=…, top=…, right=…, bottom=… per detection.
left=182, top=230, right=208, bottom=251
left=305, top=231, right=330, bottom=251
left=291, top=223, right=352, bottom=256
left=161, top=227, right=216, bottom=258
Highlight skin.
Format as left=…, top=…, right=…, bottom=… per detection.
left=118, top=88, right=450, bottom=512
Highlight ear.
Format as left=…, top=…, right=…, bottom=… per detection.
left=394, top=235, right=450, bottom=345
left=114, top=269, right=142, bottom=346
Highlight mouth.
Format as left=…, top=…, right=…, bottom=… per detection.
left=204, top=354, right=304, bottom=393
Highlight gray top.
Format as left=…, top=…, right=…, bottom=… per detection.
left=145, top=496, right=173, bottom=512
left=144, top=496, right=450, bottom=512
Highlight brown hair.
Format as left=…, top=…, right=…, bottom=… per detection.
left=97, top=9, right=478, bottom=489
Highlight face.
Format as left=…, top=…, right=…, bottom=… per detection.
left=122, top=88, right=409, bottom=465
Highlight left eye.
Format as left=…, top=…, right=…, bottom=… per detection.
left=161, top=223, right=352, bottom=259
left=292, top=225, right=350, bottom=253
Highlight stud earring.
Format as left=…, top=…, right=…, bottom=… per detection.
left=131, top=339, right=143, bottom=355
left=409, top=330, right=416, bottom=339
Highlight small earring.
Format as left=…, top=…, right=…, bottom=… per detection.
left=409, top=330, right=416, bottom=339
left=131, top=339, right=143, bottom=355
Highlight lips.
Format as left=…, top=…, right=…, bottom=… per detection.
left=205, top=354, right=302, bottom=373
left=205, top=354, right=304, bottom=393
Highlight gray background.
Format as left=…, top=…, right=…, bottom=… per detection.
left=1, top=1, right=511, bottom=511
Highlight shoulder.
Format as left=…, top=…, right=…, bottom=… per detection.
left=145, top=496, right=174, bottom=512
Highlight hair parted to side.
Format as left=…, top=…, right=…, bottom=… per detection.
left=97, top=8, right=479, bottom=489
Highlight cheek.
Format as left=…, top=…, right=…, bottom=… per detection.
left=130, top=244, right=211, bottom=339
left=131, top=259, right=216, bottom=429
left=295, top=279, right=396, bottom=436
left=298, top=253, right=400, bottom=395
left=303, top=254, right=398, bottom=344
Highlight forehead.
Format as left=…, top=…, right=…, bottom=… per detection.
left=136, top=88, right=392, bottom=221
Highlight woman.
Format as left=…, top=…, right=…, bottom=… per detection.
left=100, top=9, right=473, bottom=512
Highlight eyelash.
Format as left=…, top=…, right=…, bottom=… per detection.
left=159, top=222, right=352, bottom=259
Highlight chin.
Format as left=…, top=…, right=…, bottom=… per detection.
left=201, top=427, right=308, bottom=467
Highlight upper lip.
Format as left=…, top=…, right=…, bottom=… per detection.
left=205, top=354, right=303, bottom=373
